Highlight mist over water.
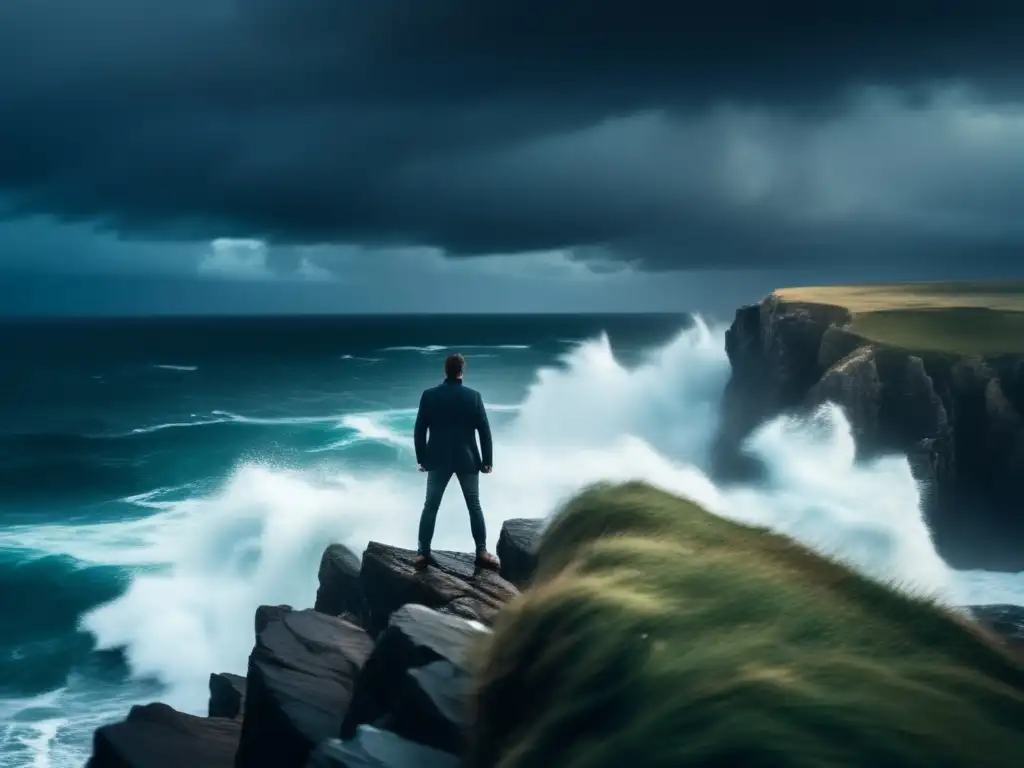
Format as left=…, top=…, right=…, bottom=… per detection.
left=2, top=315, right=1023, bottom=767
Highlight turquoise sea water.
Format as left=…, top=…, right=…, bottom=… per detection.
left=0, top=314, right=686, bottom=767
left=1, top=312, right=1021, bottom=768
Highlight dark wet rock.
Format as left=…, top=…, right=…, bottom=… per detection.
left=496, top=518, right=544, bottom=588
left=392, top=660, right=469, bottom=753
left=360, top=542, right=518, bottom=635
left=715, top=296, right=853, bottom=481
left=341, top=604, right=488, bottom=744
left=307, top=727, right=460, bottom=768
left=315, top=544, right=366, bottom=625
left=254, top=604, right=292, bottom=637
left=717, top=294, right=1024, bottom=570
left=437, top=595, right=501, bottom=625
left=970, top=604, right=1024, bottom=648
left=208, top=673, right=247, bottom=719
left=807, top=345, right=956, bottom=515
left=87, top=702, right=240, bottom=768
left=235, top=609, right=373, bottom=768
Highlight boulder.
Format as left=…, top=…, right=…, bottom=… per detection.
left=307, top=727, right=460, bottom=768
left=235, top=609, right=374, bottom=768
left=360, top=542, right=518, bottom=635
left=496, top=518, right=544, bottom=587
left=393, top=661, right=468, bottom=753
left=208, top=672, right=247, bottom=719
left=87, top=703, right=240, bottom=768
left=254, top=604, right=292, bottom=636
left=341, top=604, right=488, bottom=749
left=315, top=544, right=366, bottom=624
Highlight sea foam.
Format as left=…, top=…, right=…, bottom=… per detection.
left=67, top=318, right=1023, bottom=718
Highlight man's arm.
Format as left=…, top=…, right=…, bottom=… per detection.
left=414, top=391, right=430, bottom=467
left=476, top=392, right=493, bottom=469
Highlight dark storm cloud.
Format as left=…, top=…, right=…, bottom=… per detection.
left=1, top=0, right=1023, bottom=269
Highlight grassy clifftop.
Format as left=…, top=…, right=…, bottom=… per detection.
left=774, top=282, right=1024, bottom=356
left=470, top=483, right=1024, bottom=767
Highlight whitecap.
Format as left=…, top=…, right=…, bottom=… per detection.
left=14, top=317, right=1012, bottom=738
left=379, top=345, right=448, bottom=353
left=209, top=410, right=340, bottom=426
left=130, top=418, right=228, bottom=435
left=379, top=344, right=530, bottom=354
left=128, top=410, right=345, bottom=436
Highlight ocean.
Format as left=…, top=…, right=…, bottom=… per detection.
left=1, top=313, right=1022, bottom=768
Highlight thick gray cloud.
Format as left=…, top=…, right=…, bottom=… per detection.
left=0, top=0, right=1023, bottom=270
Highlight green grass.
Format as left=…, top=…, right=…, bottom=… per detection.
left=468, top=482, right=1024, bottom=768
left=775, top=282, right=1024, bottom=356
left=848, top=307, right=1024, bottom=356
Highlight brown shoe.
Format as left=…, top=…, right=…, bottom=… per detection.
left=414, top=553, right=430, bottom=570
left=475, top=550, right=500, bottom=570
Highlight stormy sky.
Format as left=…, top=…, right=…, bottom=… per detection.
left=1, top=1, right=1022, bottom=315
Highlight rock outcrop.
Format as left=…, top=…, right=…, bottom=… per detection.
left=234, top=610, right=374, bottom=768
left=716, top=294, right=1024, bottom=570
left=496, top=518, right=544, bottom=588
left=87, top=536, right=521, bottom=768
left=315, top=544, right=366, bottom=623
left=87, top=703, right=240, bottom=768
left=360, top=542, right=518, bottom=635
left=208, top=673, right=247, bottom=719
left=255, top=604, right=292, bottom=636
left=341, top=604, right=488, bottom=753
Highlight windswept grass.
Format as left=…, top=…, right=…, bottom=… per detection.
left=469, top=482, right=1024, bottom=768
left=774, top=282, right=1024, bottom=355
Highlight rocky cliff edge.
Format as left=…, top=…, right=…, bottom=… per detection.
left=715, top=292, right=1024, bottom=570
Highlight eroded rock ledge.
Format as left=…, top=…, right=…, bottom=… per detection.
left=715, top=294, right=1024, bottom=570
left=86, top=518, right=542, bottom=768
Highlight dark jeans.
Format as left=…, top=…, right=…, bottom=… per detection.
left=418, top=470, right=487, bottom=555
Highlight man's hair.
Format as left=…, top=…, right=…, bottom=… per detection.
left=445, top=353, right=465, bottom=379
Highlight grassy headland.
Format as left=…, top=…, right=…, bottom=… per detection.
left=774, top=281, right=1024, bottom=356
left=470, top=482, right=1024, bottom=767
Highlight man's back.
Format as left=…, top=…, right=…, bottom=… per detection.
left=414, top=379, right=493, bottom=475
left=412, top=353, right=498, bottom=568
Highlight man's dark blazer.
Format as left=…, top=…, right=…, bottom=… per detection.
left=414, top=378, right=493, bottom=474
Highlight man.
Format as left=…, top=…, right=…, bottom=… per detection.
left=413, top=352, right=500, bottom=570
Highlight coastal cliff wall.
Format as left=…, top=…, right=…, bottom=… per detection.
left=715, top=294, right=1024, bottom=571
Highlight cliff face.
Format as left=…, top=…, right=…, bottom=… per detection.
left=716, top=295, right=1024, bottom=571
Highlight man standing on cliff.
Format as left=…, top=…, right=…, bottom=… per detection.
left=413, top=353, right=500, bottom=571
